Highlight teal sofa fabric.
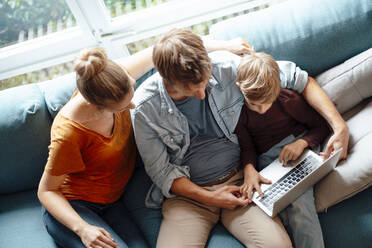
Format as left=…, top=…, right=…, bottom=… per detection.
left=1, top=0, right=372, bottom=247
left=318, top=186, right=372, bottom=248
left=0, top=190, right=58, bottom=248
left=38, top=73, right=77, bottom=118
left=210, top=0, right=372, bottom=76
left=0, top=84, right=51, bottom=194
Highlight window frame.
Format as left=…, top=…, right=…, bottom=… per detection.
left=0, top=0, right=282, bottom=81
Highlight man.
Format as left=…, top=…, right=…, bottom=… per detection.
left=131, top=29, right=348, bottom=247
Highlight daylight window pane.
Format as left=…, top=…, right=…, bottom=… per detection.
left=126, top=4, right=268, bottom=54
left=104, top=0, right=176, bottom=18
left=0, top=61, right=74, bottom=91
left=0, top=0, right=76, bottom=48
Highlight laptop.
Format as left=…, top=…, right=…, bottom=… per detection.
left=252, top=148, right=343, bottom=217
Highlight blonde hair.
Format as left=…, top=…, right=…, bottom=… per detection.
left=153, top=29, right=211, bottom=85
left=237, top=52, right=280, bottom=103
left=74, top=47, right=133, bottom=108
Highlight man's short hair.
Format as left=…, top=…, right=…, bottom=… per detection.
left=153, top=29, right=211, bottom=85
left=237, top=52, right=280, bottom=103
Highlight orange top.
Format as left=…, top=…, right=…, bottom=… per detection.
left=45, top=108, right=136, bottom=204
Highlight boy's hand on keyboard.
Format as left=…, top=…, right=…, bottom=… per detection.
left=241, top=164, right=272, bottom=202
left=279, top=139, right=308, bottom=166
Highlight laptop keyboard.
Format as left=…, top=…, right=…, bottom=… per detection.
left=255, top=155, right=319, bottom=211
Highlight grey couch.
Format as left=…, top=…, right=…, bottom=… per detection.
left=1, top=0, right=371, bottom=247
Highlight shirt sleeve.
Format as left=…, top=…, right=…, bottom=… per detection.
left=279, top=89, right=330, bottom=149
left=45, top=134, right=85, bottom=176
left=131, top=107, right=190, bottom=198
left=277, top=61, right=309, bottom=94
left=234, top=107, right=257, bottom=168
left=209, top=51, right=241, bottom=87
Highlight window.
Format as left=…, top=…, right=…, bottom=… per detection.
left=0, top=61, right=73, bottom=91
left=0, top=0, right=76, bottom=48
left=0, top=0, right=288, bottom=90
left=126, top=6, right=267, bottom=54
left=104, top=0, right=176, bottom=18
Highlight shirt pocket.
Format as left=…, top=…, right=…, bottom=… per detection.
left=219, top=98, right=244, bottom=134
left=161, top=133, right=184, bottom=162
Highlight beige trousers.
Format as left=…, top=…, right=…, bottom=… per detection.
left=156, top=171, right=292, bottom=248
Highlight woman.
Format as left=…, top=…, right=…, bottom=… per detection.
left=38, top=39, right=253, bottom=248
left=38, top=46, right=148, bottom=248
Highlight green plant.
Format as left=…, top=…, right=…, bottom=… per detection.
left=0, top=0, right=73, bottom=46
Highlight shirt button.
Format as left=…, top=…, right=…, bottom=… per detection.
left=170, top=138, right=174, bottom=143
left=231, top=111, right=235, bottom=115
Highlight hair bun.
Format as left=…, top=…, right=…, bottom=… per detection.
left=74, top=47, right=107, bottom=81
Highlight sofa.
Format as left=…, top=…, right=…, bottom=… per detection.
left=1, top=0, right=371, bottom=247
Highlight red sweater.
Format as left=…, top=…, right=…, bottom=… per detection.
left=234, top=89, right=330, bottom=168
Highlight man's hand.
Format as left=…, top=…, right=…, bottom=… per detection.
left=322, top=125, right=349, bottom=160
left=206, top=185, right=250, bottom=210
left=224, top=37, right=254, bottom=56
left=240, top=164, right=271, bottom=202
left=279, top=139, right=308, bottom=166
left=204, top=37, right=254, bottom=55
left=77, top=223, right=118, bottom=248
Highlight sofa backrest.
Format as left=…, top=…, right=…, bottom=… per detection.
left=0, top=61, right=152, bottom=195
left=0, top=74, right=76, bottom=194
left=0, top=84, right=52, bottom=194
left=209, top=0, right=372, bottom=77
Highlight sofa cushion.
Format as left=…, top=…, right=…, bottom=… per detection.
left=316, top=48, right=372, bottom=114
left=37, top=72, right=77, bottom=119
left=315, top=100, right=372, bottom=212
left=0, top=84, right=52, bottom=194
left=0, top=190, right=58, bottom=248
left=209, top=0, right=372, bottom=76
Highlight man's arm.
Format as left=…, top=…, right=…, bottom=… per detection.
left=119, top=38, right=252, bottom=80
left=132, top=109, right=248, bottom=209
left=203, top=37, right=253, bottom=55
left=302, top=77, right=349, bottom=160
left=171, top=177, right=249, bottom=210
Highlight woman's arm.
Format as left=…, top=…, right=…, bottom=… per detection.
left=119, top=46, right=154, bottom=80
left=203, top=37, right=253, bottom=55
left=119, top=37, right=252, bottom=80
left=37, top=171, right=118, bottom=248
left=302, top=77, right=349, bottom=160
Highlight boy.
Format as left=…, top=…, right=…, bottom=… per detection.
left=235, top=51, right=330, bottom=248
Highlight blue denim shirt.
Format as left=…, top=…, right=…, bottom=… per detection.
left=131, top=51, right=308, bottom=208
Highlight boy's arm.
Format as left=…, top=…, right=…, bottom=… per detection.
left=280, top=89, right=330, bottom=150
left=234, top=110, right=271, bottom=201
left=279, top=61, right=349, bottom=160
left=302, top=77, right=349, bottom=160
left=234, top=110, right=257, bottom=168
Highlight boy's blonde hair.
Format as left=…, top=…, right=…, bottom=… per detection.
left=237, top=52, right=280, bottom=103
left=153, top=29, right=211, bottom=85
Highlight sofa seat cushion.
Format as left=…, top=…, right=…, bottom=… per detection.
left=0, top=84, right=52, bottom=194
left=315, top=100, right=372, bottom=212
left=318, top=186, right=372, bottom=248
left=0, top=190, right=58, bottom=248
